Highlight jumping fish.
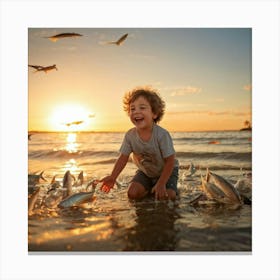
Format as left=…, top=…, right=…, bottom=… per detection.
left=202, top=169, right=242, bottom=205
left=28, top=187, right=41, bottom=215
left=106, top=33, right=128, bottom=46
left=188, top=162, right=196, bottom=177
left=58, top=190, right=96, bottom=208
left=47, top=175, right=62, bottom=194
left=73, top=171, right=84, bottom=187
left=28, top=171, right=47, bottom=186
left=62, top=170, right=75, bottom=197
left=201, top=175, right=227, bottom=203
left=45, top=32, right=83, bottom=42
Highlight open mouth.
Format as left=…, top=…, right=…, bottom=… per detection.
left=134, top=117, right=144, bottom=123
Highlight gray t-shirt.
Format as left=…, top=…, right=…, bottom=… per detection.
left=120, top=124, right=178, bottom=178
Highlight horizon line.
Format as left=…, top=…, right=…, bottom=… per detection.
left=28, top=128, right=250, bottom=134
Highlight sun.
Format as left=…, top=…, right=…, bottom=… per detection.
left=49, top=104, right=95, bottom=131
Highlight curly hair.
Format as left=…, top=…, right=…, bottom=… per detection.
left=123, top=86, right=165, bottom=123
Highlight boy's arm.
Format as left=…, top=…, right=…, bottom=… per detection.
left=152, top=154, right=175, bottom=199
left=100, top=153, right=129, bottom=192
left=110, top=153, right=130, bottom=180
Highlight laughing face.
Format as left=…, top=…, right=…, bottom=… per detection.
left=129, top=96, right=157, bottom=130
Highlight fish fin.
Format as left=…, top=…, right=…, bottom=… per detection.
left=39, top=171, right=47, bottom=181
left=50, top=175, right=56, bottom=184
left=205, top=168, right=210, bottom=182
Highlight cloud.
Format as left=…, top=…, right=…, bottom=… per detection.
left=170, top=86, right=202, bottom=96
left=243, top=84, right=252, bottom=91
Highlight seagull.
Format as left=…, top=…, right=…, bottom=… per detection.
left=45, top=32, right=83, bottom=42
left=28, top=64, right=44, bottom=71
left=106, top=33, right=128, bottom=46
left=30, top=64, right=58, bottom=73
left=65, top=120, right=84, bottom=127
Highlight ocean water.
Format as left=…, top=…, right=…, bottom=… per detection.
left=28, top=130, right=252, bottom=252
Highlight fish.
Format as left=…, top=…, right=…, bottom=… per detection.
left=47, top=175, right=62, bottom=194
left=188, top=162, right=196, bottom=176
left=73, top=171, right=84, bottom=187
left=62, top=170, right=75, bottom=197
left=28, top=171, right=47, bottom=186
left=45, top=32, right=83, bottom=42
left=106, top=33, right=128, bottom=46
left=58, top=188, right=96, bottom=208
left=44, top=189, right=65, bottom=209
left=28, top=187, right=41, bottom=215
left=85, top=178, right=99, bottom=191
left=201, top=175, right=227, bottom=203
left=202, top=169, right=242, bottom=205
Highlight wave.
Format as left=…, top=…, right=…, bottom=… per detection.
left=178, top=164, right=251, bottom=171
left=176, top=151, right=251, bottom=161
left=29, top=148, right=251, bottom=163
left=29, top=149, right=119, bottom=159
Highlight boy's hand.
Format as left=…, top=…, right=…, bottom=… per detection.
left=151, top=184, right=168, bottom=200
left=100, top=176, right=115, bottom=193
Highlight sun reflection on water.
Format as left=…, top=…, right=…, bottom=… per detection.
left=63, top=133, right=80, bottom=175
left=66, top=133, right=78, bottom=153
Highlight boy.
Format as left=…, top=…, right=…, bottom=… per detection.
left=100, top=87, right=178, bottom=200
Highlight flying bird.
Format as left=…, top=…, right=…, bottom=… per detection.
left=106, top=33, right=128, bottom=46
left=28, top=64, right=44, bottom=71
left=29, top=64, right=58, bottom=73
left=65, top=120, right=84, bottom=127
left=45, top=32, right=83, bottom=42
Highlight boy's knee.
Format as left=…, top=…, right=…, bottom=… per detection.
left=127, top=189, right=138, bottom=199
left=127, top=182, right=146, bottom=200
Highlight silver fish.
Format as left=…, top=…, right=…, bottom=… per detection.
left=201, top=175, right=227, bottom=203
left=202, top=169, right=242, bottom=205
left=44, top=189, right=65, bottom=209
left=28, top=187, right=41, bottom=215
left=45, top=32, right=83, bottom=42
left=47, top=175, right=62, bottom=194
left=188, top=162, right=196, bottom=176
left=58, top=190, right=96, bottom=208
left=63, top=170, right=75, bottom=197
left=28, top=171, right=47, bottom=186
left=73, top=171, right=84, bottom=187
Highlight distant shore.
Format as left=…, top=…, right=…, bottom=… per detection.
left=240, top=127, right=252, bottom=131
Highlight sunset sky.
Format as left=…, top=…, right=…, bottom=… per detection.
left=28, top=28, right=251, bottom=132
